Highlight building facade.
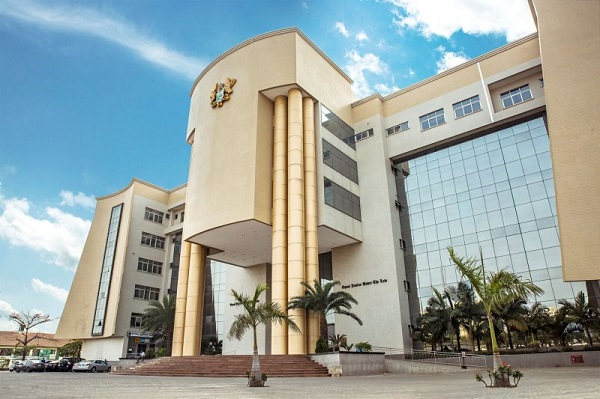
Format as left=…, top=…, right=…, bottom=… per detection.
left=57, top=1, right=599, bottom=359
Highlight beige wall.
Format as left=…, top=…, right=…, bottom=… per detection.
left=532, top=0, right=600, bottom=281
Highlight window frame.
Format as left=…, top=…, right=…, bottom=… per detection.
left=137, top=257, right=163, bottom=275
left=501, top=84, right=533, bottom=109
left=386, top=121, right=409, bottom=136
left=419, top=109, right=446, bottom=131
left=452, top=95, right=482, bottom=119
left=144, top=207, right=164, bottom=224
left=141, top=232, right=165, bottom=249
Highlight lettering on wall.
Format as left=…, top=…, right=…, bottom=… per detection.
left=342, top=278, right=388, bottom=290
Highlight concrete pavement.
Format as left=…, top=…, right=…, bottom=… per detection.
left=1, top=367, right=598, bottom=398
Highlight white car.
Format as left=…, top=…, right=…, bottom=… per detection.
left=72, top=359, right=111, bottom=373
left=8, top=359, right=23, bottom=372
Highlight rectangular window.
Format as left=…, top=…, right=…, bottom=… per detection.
left=137, top=257, right=163, bottom=275
left=141, top=232, right=165, bottom=249
left=386, top=121, right=409, bottom=136
left=134, top=285, right=160, bottom=301
left=321, top=104, right=356, bottom=149
left=92, top=203, right=122, bottom=336
left=453, top=96, right=482, bottom=119
left=324, top=178, right=361, bottom=221
left=420, top=109, right=445, bottom=131
left=130, top=313, right=145, bottom=328
left=144, top=207, right=164, bottom=224
left=322, top=139, right=359, bottom=184
left=501, top=84, right=533, bottom=108
left=343, top=128, right=373, bottom=145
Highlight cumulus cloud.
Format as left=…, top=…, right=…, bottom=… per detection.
left=59, top=190, right=95, bottom=209
left=31, top=278, right=69, bottom=302
left=356, top=31, right=369, bottom=42
left=335, top=22, right=350, bottom=37
left=344, top=50, right=389, bottom=98
left=0, top=299, right=17, bottom=315
left=0, top=195, right=91, bottom=271
left=436, top=49, right=470, bottom=73
left=375, top=83, right=400, bottom=96
left=1, top=165, right=17, bottom=175
left=0, top=0, right=205, bottom=80
left=387, top=0, right=536, bottom=42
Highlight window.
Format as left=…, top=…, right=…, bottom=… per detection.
left=141, top=232, right=165, bottom=249
left=343, top=128, right=373, bottom=145
left=324, top=178, right=361, bottom=220
left=501, top=84, right=533, bottom=108
left=453, top=96, right=482, bottom=119
left=130, top=313, right=145, bottom=328
left=92, top=203, right=122, bottom=336
left=134, top=285, right=160, bottom=301
left=322, top=140, right=359, bottom=183
left=386, top=121, right=409, bottom=136
left=144, top=207, right=164, bottom=224
left=420, top=109, right=445, bottom=131
left=137, top=257, right=163, bottom=275
left=321, top=104, right=356, bottom=149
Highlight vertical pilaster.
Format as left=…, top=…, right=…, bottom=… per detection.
left=182, top=243, right=206, bottom=356
left=287, top=88, right=306, bottom=354
left=172, top=240, right=191, bottom=356
left=303, top=97, right=320, bottom=353
left=271, top=95, right=289, bottom=354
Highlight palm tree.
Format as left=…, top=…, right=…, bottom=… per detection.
left=524, top=302, right=551, bottom=347
left=495, top=299, right=528, bottom=350
left=288, top=280, right=363, bottom=344
left=423, top=287, right=454, bottom=350
left=558, top=291, right=598, bottom=346
left=448, top=247, right=543, bottom=371
left=228, top=283, right=299, bottom=385
left=142, top=294, right=176, bottom=355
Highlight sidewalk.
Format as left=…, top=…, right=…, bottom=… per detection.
left=1, top=367, right=598, bottom=398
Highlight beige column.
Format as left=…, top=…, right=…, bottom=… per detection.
left=271, top=95, right=289, bottom=355
left=172, top=240, right=191, bottom=356
left=287, top=88, right=306, bottom=354
left=303, top=97, right=320, bottom=353
left=182, top=243, right=206, bottom=356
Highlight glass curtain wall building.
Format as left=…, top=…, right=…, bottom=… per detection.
left=400, top=117, right=585, bottom=312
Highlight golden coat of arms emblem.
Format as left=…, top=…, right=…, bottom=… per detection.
left=210, top=78, right=236, bottom=108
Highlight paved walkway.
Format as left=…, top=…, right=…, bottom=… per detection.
left=1, top=367, right=598, bottom=398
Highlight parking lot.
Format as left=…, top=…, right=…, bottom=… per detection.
left=1, top=367, right=599, bottom=398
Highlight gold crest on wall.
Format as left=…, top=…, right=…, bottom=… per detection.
left=210, top=78, right=237, bottom=108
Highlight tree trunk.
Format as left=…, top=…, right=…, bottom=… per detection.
left=487, top=312, right=502, bottom=373
left=585, top=325, right=593, bottom=346
left=507, top=327, right=514, bottom=350
left=249, top=324, right=262, bottom=387
left=455, top=329, right=462, bottom=352
left=319, top=312, right=328, bottom=341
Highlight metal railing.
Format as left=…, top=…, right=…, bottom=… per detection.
left=372, top=346, right=489, bottom=369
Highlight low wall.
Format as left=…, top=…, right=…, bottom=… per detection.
left=310, top=352, right=386, bottom=376
left=487, top=351, right=600, bottom=368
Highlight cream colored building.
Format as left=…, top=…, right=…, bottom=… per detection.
left=57, top=2, right=599, bottom=359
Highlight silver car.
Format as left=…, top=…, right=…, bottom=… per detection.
left=72, top=359, right=111, bottom=373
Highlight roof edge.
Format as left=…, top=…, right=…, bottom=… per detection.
left=190, top=27, right=353, bottom=96
left=96, top=178, right=187, bottom=201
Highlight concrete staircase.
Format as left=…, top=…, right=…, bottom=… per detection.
left=115, top=354, right=330, bottom=378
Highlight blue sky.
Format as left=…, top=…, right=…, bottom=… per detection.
left=0, top=0, right=536, bottom=333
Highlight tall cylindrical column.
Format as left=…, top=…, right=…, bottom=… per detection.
left=271, top=95, right=289, bottom=355
left=182, top=243, right=206, bottom=356
left=303, top=97, right=320, bottom=353
left=172, top=240, right=191, bottom=356
left=287, top=88, right=306, bottom=354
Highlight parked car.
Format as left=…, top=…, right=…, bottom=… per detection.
left=15, top=360, right=46, bottom=373
left=72, top=359, right=111, bottom=373
left=48, top=357, right=84, bottom=372
left=8, top=359, right=23, bottom=372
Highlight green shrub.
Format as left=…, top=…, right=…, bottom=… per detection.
left=315, top=337, right=329, bottom=353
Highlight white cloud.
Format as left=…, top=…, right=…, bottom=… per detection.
left=0, top=195, right=91, bottom=271
left=0, top=299, right=17, bottom=315
left=437, top=50, right=470, bottom=73
left=335, top=22, right=350, bottom=38
left=0, top=0, right=205, bottom=80
left=302, top=2, right=309, bottom=10
left=388, top=0, right=536, bottom=42
left=59, top=190, right=95, bottom=209
left=356, top=31, right=369, bottom=42
left=31, top=278, right=68, bottom=302
left=344, top=50, right=389, bottom=98
left=375, top=83, right=400, bottom=96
